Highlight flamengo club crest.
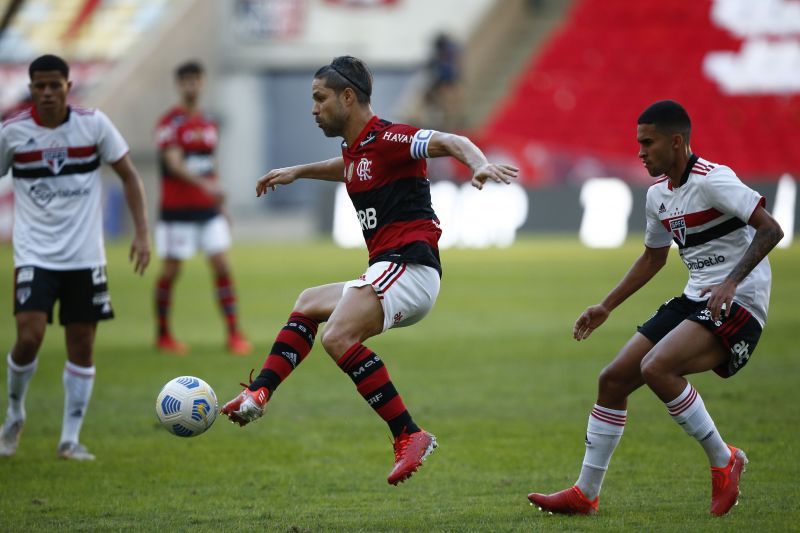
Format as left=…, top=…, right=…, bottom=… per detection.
left=356, top=157, right=373, bottom=181
left=669, top=217, right=687, bottom=245
left=43, top=147, right=68, bottom=174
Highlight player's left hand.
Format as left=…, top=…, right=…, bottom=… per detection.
left=699, top=279, right=737, bottom=322
left=130, top=233, right=151, bottom=275
left=471, top=163, right=519, bottom=190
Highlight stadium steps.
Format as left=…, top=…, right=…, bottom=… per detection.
left=461, top=0, right=574, bottom=130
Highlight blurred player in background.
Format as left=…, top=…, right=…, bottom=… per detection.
left=153, top=61, right=252, bottom=356
left=221, top=55, right=518, bottom=485
left=0, top=54, right=151, bottom=460
left=528, top=100, right=783, bottom=516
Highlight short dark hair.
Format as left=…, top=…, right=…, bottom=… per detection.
left=29, top=54, right=69, bottom=80
left=175, top=61, right=204, bottom=79
left=314, top=56, right=373, bottom=104
left=638, top=100, right=691, bottom=142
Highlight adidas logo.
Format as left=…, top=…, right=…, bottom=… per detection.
left=282, top=351, right=298, bottom=367
left=25, top=137, right=36, bottom=146
left=658, top=203, right=666, bottom=214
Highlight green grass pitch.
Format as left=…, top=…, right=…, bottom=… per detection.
left=1, top=238, right=798, bottom=532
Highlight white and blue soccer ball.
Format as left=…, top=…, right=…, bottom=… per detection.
left=156, top=376, right=218, bottom=437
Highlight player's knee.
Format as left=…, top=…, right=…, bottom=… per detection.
left=597, top=363, right=635, bottom=397
left=15, top=329, right=44, bottom=358
left=158, top=271, right=179, bottom=285
left=598, top=364, right=622, bottom=392
left=293, top=288, right=319, bottom=316
left=66, top=339, right=93, bottom=365
left=639, top=354, right=664, bottom=384
left=319, top=326, right=354, bottom=360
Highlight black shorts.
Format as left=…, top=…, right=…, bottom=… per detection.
left=637, top=294, right=762, bottom=378
left=13, top=266, right=114, bottom=325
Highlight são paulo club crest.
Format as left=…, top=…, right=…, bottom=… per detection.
left=669, top=217, right=687, bottom=245
left=43, top=147, right=68, bottom=174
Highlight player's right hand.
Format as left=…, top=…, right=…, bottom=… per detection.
left=256, top=167, right=298, bottom=197
left=471, top=163, right=519, bottom=190
left=202, top=181, right=226, bottom=205
left=573, top=304, right=609, bottom=341
left=130, top=233, right=151, bottom=275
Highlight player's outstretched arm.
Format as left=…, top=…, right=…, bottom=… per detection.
left=162, top=146, right=225, bottom=205
left=426, top=132, right=519, bottom=190
left=111, top=154, right=151, bottom=275
left=256, top=157, right=345, bottom=197
left=574, top=245, right=669, bottom=340
left=699, top=206, right=783, bottom=321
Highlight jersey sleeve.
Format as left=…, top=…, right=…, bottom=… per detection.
left=644, top=186, right=673, bottom=248
left=702, top=166, right=765, bottom=223
left=95, top=110, right=130, bottom=164
left=0, top=124, right=11, bottom=176
left=155, top=114, right=178, bottom=149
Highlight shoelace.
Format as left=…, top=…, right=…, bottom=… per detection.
left=238, top=368, right=256, bottom=389
left=393, top=434, right=411, bottom=461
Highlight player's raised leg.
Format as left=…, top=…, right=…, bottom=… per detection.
left=57, top=322, right=97, bottom=461
left=322, top=285, right=435, bottom=485
left=155, top=258, right=187, bottom=355
left=528, top=332, right=651, bottom=513
left=640, top=320, right=746, bottom=516
left=0, top=312, right=45, bottom=457
left=221, top=283, right=341, bottom=425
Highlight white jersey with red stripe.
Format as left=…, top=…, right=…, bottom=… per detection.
left=0, top=106, right=129, bottom=269
left=644, top=155, right=771, bottom=325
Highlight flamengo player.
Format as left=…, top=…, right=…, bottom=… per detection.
left=528, top=100, right=783, bottom=515
left=0, top=55, right=150, bottom=460
left=153, top=61, right=251, bottom=356
left=221, top=56, right=518, bottom=484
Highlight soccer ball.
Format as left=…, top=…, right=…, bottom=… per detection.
left=155, top=376, right=218, bottom=437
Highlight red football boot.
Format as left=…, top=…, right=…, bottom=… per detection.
left=528, top=486, right=599, bottom=515
left=227, top=331, right=253, bottom=356
left=157, top=335, right=188, bottom=356
left=387, top=429, right=437, bottom=485
left=710, top=445, right=748, bottom=516
left=221, top=386, right=269, bottom=426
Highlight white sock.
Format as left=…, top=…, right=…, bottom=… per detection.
left=60, top=361, right=95, bottom=445
left=666, top=382, right=731, bottom=468
left=6, top=352, right=38, bottom=423
left=575, top=404, right=627, bottom=500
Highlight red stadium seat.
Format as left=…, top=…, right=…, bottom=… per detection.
left=480, top=0, right=800, bottom=185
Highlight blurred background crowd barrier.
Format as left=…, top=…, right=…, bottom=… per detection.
left=0, top=0, right=797, bottom=248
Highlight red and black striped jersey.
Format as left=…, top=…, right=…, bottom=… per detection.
left=341, top=116, right=442, bottom=275
left=155, top=106, right=219, bottom=221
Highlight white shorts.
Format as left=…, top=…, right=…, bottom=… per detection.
left=155, top=215, right=231, bottom=260
left=343, top=261, right=441, bottom=332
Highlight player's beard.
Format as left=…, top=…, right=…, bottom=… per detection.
left=319, top=107, right=347, bottom=138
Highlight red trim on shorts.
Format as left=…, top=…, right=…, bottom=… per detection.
left=716, top=307, right=751, bottom=337
left=371, top=263, right=400, bottom=287
left=380, top=263, right=407, bottom=293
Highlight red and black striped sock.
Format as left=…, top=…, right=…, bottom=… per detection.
left=215, top=275, right=239, bottom=335
left=155, top=277, right=173, bottom=337
left=249, top=313, right=319, bottom=394
left=337, top=342, right=420, bottom=438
